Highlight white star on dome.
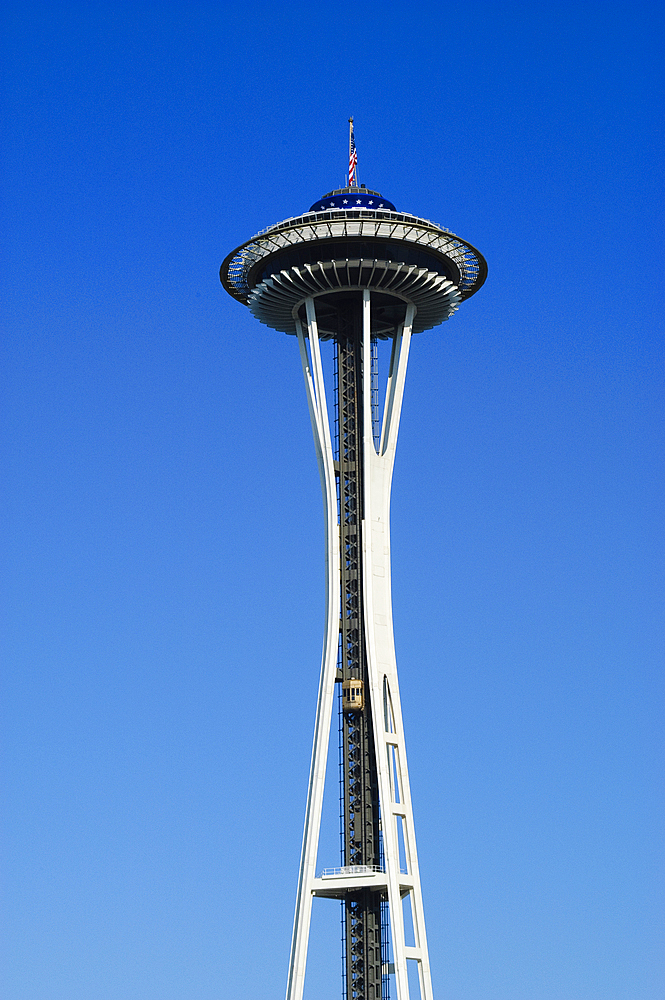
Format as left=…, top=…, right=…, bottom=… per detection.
left=356, top=199, right=362, bottom=204
left=368, top=200, right=374, bottom=205
left=342, top=199, right=348, bottom=204
left=378, top=203, right=384, bottom=208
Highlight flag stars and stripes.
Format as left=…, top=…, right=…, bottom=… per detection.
left=348, top=118, right=358, bottom=187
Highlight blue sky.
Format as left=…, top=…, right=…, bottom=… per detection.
left=2, top=3, right=663, bottom=999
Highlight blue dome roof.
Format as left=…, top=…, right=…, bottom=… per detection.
left=309, top=187, right=396, bottom=213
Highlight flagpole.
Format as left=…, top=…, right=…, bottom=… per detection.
left=348, top=116, right=357, bottom=188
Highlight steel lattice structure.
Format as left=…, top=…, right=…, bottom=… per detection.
left=221, top=182, right=486, bottom=1000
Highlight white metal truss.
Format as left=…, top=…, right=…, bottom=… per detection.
left=248, top=259, right=461, bottom=335
left=286, top=291, right=434, bottom=1000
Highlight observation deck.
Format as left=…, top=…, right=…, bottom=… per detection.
left=221, top=185, right=487, bottom=337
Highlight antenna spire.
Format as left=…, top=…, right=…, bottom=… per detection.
left=348, top=117, right=358, bottom=188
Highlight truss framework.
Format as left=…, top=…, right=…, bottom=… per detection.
left=286, top=290, right=434, bottom=1000
left=247, top=259, right=462, bottom=336
left=336, top=312, right=382, bottom=998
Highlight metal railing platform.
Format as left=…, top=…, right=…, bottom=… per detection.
left=318, top=865, right=384, bottom=879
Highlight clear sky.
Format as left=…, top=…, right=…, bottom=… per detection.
left=2, top=3, right=663, bottom=999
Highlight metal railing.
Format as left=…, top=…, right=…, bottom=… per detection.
left=319, top=864, right=385, bottom=878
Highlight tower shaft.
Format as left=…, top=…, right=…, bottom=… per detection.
left=286, top=291, right=433, bottom=1000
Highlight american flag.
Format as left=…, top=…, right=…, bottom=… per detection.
left=348, top=118, right=358, bottom=187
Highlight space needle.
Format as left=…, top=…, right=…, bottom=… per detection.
left=220, top=120, right=487, bottom=1000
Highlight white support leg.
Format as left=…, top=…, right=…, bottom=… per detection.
left=286, top=304, right=340, bottom=1000
left=360, top=297, right=435, bottom=1000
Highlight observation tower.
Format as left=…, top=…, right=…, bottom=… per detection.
left=220, top=123, right=486, bottom=1000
